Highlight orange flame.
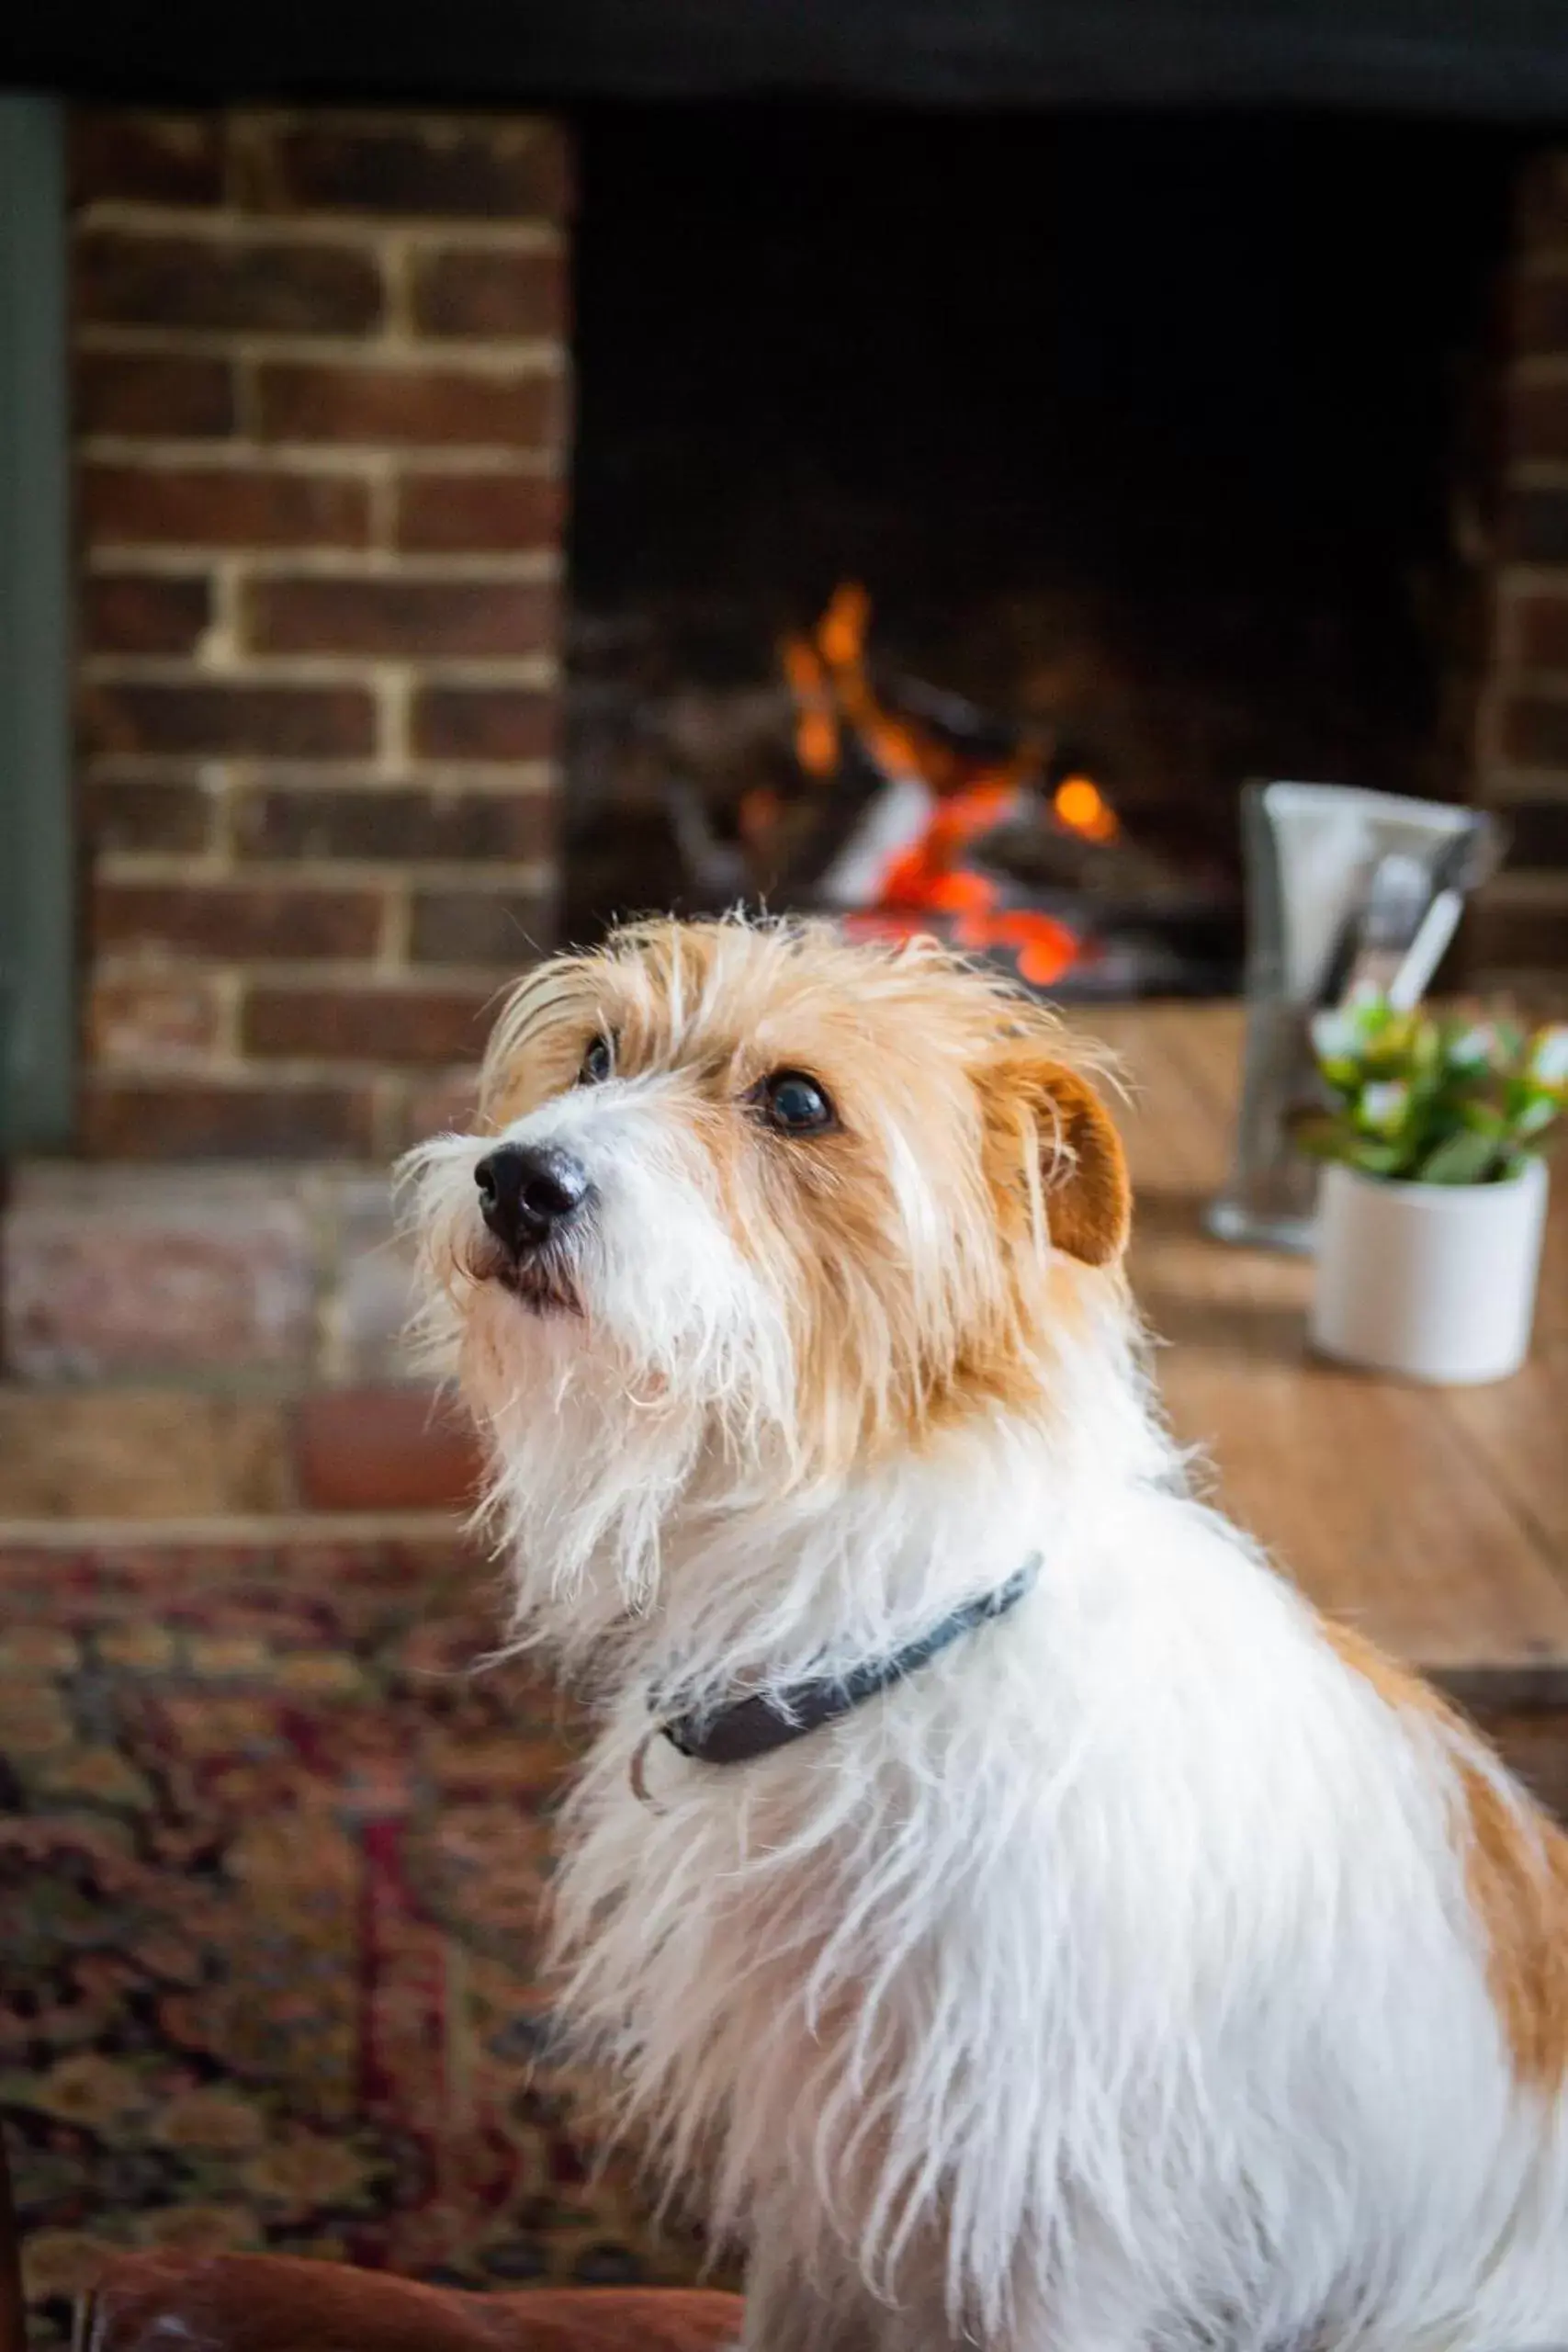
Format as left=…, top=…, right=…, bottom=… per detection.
left=1053, top=775, right=1119, bottom=843
left=818, top=582, right=872, bottom=672
left=777, top=586, right=1105, bottom=989
left=782, top=638, right=839, bottom=777
left=952, top=906, right=1077, bottom=987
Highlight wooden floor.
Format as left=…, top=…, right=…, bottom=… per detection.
left=1081, top=1005, right=1568, bottom=1815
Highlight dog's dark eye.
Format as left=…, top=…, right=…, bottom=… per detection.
left=756, top=1069, right=835, bottom=1136
left=578, top=1035, right=614, bottom=1085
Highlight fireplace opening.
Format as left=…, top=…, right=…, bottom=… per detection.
left=564, top=106, right=1523, bottom=994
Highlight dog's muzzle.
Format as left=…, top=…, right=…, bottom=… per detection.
left=474, top=1143, right=592, bottom=1260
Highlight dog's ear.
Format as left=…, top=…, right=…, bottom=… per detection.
left=1027, top=1062, right=1132, bottom=1268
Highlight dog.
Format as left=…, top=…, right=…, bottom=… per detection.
left=402, top=913, right=1568, bottom=2352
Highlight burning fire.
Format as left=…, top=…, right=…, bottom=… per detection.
left=779, top=586, right=1119, bottom=988
left=1053, top=775, right=1119, bottom=843
left=782, top=638, right=839, bottom=778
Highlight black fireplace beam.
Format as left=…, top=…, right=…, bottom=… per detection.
left=6, top=0, right=1568, bottom=120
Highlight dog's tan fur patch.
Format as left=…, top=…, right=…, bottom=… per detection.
left=1324, top=1619, right=1568, bottom=2094
left=1459, top=1758, right=1568, bottom=2094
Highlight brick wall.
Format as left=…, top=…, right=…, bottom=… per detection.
left=1474, top=152, right=1568, bottom=979
left=73, top=107, right=570, bottom=1159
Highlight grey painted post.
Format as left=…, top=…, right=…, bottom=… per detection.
left=0, top=93, right=73, bottom=1151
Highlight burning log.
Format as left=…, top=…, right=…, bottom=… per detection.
left=769, top=584, right=1140, bottom=988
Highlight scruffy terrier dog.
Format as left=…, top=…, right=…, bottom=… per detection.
left=403, top=915, right=1568, bottom=2352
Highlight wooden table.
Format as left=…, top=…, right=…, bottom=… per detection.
left=1083, top=1006, right=1568, bottom=1795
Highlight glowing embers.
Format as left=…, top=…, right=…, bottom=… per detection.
left=779, top=586, right=1121, bottom=989
left=1053, top=775, right=1119, bottom=845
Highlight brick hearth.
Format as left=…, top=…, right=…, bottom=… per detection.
left=0, top=1162, right=481, bottom=1519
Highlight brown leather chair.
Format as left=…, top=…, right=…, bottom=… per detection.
left=0, top=2120, right=740, bottom=2352
left=77, top=2257, right=742, bottom=2352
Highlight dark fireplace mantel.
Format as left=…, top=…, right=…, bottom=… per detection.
left=6, top=0, right=1568, bottom=119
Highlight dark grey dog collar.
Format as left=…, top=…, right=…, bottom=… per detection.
left=645, top=1553, right=1042, bottom=1777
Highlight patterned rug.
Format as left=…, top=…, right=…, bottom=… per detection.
left=0, top=1536, right=702, bottom=2343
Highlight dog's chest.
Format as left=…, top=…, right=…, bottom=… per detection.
left=578, top=1737, right=1021, bottom=2108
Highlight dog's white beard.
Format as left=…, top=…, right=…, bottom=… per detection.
left=468, top=1306, right=751, bottom=1656
left=402, top=1126, right=798, bottom=1662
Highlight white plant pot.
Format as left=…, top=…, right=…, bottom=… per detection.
left=1310, top=1156, right=1549, bottom=1385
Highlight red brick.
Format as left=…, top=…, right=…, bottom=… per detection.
left=254, top=360, right=563, bottom=450
left=83, top=775, right=216, bottom=854
left=411, top=684, right=557, bottom=761
left=76, top=352, right=235, bottom=438
left=84, top=462, right=372, bottom=549
left=1519, top=156, right=1568, bottom=245
left=234, top=782, right=552, bottom=863
left=1513, top=273, right=1568, bottom=358
left=94, top=879, right=383, bottom=960
left=0, top=1389, right=291, bottom=1508
left=244, top=574, right=556, bottom=659
left=329, top=1193, right=419, bottom=1382
left=410, top=246, right=568, bottom=340
left=82, top=1079, right=377, bottom=1159
left=291, top=1386, right=483, bottom=1512
left=76, top=231, right=383, bottom=334
left=1508, top=379, right=1568, bottom=467
left=84, top=571, right=212, bottom=655
left=1502, top=695, right=1568, bottom=767
left=1499, top=800, right=1568, bottom=866
left=401, top=1068, right=481, bottom=1144
left=1517, top=594, right=1568, bottom=673
left=82, top=680, right=377, bottom=759
left=242, top=120, right=571, bottom=222
left=1467, top=900, right=1568, bottom=971
left=1504, top=488, right=1568, bottom=565
left=243, top=981, right=493, bottom=1063
left=89, top=967, right=223, bottom=1064
left=70, top=112, right=225, bottom=209
left=4, top=1185, right=315, bottom=1374
left=410, top=888, right=554, bottom=966
left=396, top=469, right=564, bottom=553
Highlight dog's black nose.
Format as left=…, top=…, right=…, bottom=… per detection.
left=475, top=1144, right=591, bottom=1256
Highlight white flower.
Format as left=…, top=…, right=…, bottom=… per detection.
left=1311, top=1011, right=1361, bottom=1065
left=1529, top=1025, right=1568, bottom=1087
left=1359, top=1080, right=1408, bottom=1134
left=1447, top=1023, right=1495, bottom=1069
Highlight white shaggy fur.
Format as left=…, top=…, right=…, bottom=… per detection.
left=401, top=925, right=1568, bottom=2352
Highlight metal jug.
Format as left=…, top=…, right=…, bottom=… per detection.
left=1205, top=781, right=1504, bottom=1252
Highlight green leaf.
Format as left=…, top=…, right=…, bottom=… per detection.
left=1417, top=1129, right=1505, bottom=1185
left=1513, top=1093, right=1562, bottom=1139
left=1302, top=990, right=1566, bottom=1179
left=1347, top=992, right=1396, bottom=1044
left=1346, top=1138, right=1410, bottom=1178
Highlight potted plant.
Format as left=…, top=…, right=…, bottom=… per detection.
left=1295, top=998, right=1567, bottom=1384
